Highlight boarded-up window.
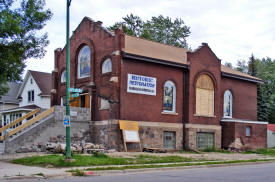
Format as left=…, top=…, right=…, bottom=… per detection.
left=196, top=74, right=214, bottom=116
left=196, top=132, right=214, bottom=150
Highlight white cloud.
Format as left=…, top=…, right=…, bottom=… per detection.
left=24, top=0, right=275, bottom=75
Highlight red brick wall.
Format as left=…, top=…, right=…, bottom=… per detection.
left=52, top=18, right=122, bottom=121
left=221, top=77, right=257, bottom=120
left=235, top=122, right=267, bottom=149
left=187, top=44, right=221, bottom=125
left=120, top=59, right=183, bottom=123
left=222, top=121, right=267, bottom=149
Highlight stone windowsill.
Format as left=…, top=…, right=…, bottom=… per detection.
left=194, top=114, right=216, bottom=118
left=99, top=108, right=109, bottom=111
left=161, top=112, right=178, bottom=116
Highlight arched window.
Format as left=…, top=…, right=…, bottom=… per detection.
left=78, top=45, right=90, bottom=78
left=223, top=90, right=233, bottom=118
left=102, top=58, right=112, bottom=74
left=61, top=70, right=66, bottom=83
left=196, top=74, right=214, bottom=116
left=163, top=81, right=176, bottom=112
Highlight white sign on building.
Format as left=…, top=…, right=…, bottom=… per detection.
left=127, top=74, right=157, bottom=96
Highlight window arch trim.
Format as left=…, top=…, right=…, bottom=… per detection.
left=163, top=80, right=176, bottom=113
left=61, top=70, right=66, bottom=83
left=102, top=58, right=112, bottom=74
left=195, top=73, right=215, bottom=116
left=77, top=45, right=91, bottom=79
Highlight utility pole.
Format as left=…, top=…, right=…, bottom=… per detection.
left=65, top=0, right=72, bottom=159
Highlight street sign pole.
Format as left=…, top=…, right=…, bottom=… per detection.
left=65, top=0, right=72, bottom=159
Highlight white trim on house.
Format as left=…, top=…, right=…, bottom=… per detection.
left=221, top=118, right=268, bottom=125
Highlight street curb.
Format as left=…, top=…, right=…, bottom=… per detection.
left=93, top=160, right=275, bottom=176
left=2, top=160, right=275, bottom=180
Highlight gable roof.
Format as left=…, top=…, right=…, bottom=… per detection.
left=0, top=82, right=21, bottom=104
left=29, top=70, right=52, bottom=95
left=17, top=70, right=52, bottom=98
left=122, top=35, right=262, bottom=83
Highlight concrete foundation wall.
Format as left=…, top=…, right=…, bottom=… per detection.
left=184, top=123, right=221, bottom=150
left=90, top=120, right=183, bottom=151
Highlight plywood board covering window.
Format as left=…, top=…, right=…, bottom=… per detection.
left=196, top=74, right=214, bottom=116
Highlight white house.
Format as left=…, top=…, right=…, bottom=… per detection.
left=1, top=70, right=51, bottom=127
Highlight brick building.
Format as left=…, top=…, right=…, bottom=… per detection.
left=51, top=17, right=267, bottom=151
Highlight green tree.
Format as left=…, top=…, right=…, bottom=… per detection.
left=248, top=54, right=257, bottom=76
left=224, top=61, right=233, bottom=69
left=0, top=0, right=52, bottom=97
left=108, top=14, right=191, bottom=49
left=236, top=56, right=275, bottom=122
left=235, top=60, right=248, bottom=73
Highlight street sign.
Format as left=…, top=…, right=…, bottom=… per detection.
left=63, top=115, right=70, bottom=127
left=69, top=88, right=83, bottom=93
left=71, top=93, right=79, bottom=98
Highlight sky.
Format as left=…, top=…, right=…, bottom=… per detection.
left=24, top=0, right=275, bottom=75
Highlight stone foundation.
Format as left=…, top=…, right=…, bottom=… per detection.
left=184, top=123, right=221, bottom=150
left=90, top=120, right=183, bottom=151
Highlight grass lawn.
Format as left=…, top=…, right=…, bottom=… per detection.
left=68, top=159, right=273, bottom=173
left=243, top=148, right=275, bottom=156
left=12, top=153, right=201, bottom=167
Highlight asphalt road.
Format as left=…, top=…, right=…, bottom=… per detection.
left=3, top=163, right=275, bottom=182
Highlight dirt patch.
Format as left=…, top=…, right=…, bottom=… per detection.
left=107, top=152, right=275, bottom=161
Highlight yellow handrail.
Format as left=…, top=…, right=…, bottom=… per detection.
left=0, top=108, right=40, bottom=134
left=8, top=107, right=55, bottom=137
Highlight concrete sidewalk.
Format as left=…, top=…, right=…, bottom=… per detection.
left=0, top=161, right=68, bottom=180
left=1, top=159, right=275, bottom=180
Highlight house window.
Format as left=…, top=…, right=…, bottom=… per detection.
left=246, top=126, right=251, bottom=137
left=102, top=58, right=112, bottom=74
left=195, top=74, right=214, bottom=116
left=163, top=131, right=176, bottom=149
left=30, top=78, right=33, bottom=84
left=196, top=132, right=214, bottom=150
left=100, top=98, right=110, bottom=110
left=61, top=71, right=66, bottom=83
left=28, top=90, right=34, bottom=102
left=78, top=45, right=90, bottom=79
left=163, top=81, right=176, bottom=112
left=223, top=90, right=233, bottom=118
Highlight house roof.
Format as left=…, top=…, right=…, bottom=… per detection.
left=0, top=82, right=21, bottom=104
left=221, top=65, right=262, bottom=82
left=1, top=104, right=39, bottom=114
left=124, top=35, right=188, bottom=65
left=17, top=70, right=52, bottom=99
left=29, top=70, right=52, bottom=95
left=123, top=35, right=262, bottom=83
left=267, top=124, right=275, bottom=132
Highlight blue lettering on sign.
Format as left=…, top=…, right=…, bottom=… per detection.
left=127, top=74, right=157, bottom=96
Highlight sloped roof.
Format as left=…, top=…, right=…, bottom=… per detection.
left=124, top=35, right=188, bottom=64
left=0, top=82, right=21, bottom=104
left=1, top=104, right=39, bottom=114
left=123, top=35, right=262, bottom=82
left=29, top=70, right=52, bottom=95
left=268, top=124, right=275, bottom=132
left=221, top=65, right=262, bottom=82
